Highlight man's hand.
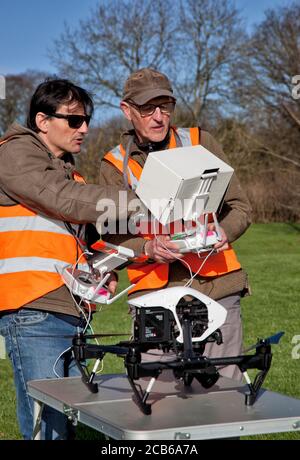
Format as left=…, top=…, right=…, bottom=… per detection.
left=208, top=223, right=229, bottom=252
left=144, top=236, right=183, bottom=264
left=105, top=272, right=118, bottom=295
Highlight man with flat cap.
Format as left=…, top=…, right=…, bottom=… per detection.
left=99, top=68, right=252, bottom=380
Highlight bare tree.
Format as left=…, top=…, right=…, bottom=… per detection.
left=227, top=2, right=300, bottom=221
left=171, top=0, right=247, bottom=124
left=50, top=0, right=247, bottom=124
left=76, top=116, right=129, bottom=183
left=0, top=71, right=48, bottom=135
left=232, top=2, right=300, bottom=134
left=49, top=0, right=175, bottom=116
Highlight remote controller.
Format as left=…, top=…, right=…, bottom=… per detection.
left=171, top=230, right=219, bottom=253
left=62, top=267, right=111, bottom=303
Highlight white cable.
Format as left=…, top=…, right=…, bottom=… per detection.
left=70, top=250, right=95, bottom=326
left=95, top=358, right=104, bottom=375
left=152, top=214, right=215, bottom=287
left=184, top=248, right=215, bottom=288
left=52, top=346, right=72, bottom=378
left=137, top=207, right=217, bottom=291
left=152, top=215, right=194, bottom=280
left=57, top=239, right=118, bottom=379
left=159, top=234, right=194, bottom=280
left=53, top=251, right=99, bottom=378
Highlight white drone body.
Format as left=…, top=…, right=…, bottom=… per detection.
left=128, top=286, right=227, bottom=344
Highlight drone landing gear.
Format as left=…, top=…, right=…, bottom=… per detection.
left=71, top=325, right=284, bottom=416
left=127, top=376, right=157, bottom=415
left=77, top=361, right=99, bottom=394
left=124, top=346, right=162, bottom=415
left=241, top=341, right=273, bottom=406
left=183, top=372, right=193, bottom=386
left=245, top=370, right=268, bottom=406
left=126, top=362, right=221, bottom=415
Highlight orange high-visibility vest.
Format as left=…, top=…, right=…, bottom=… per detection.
left=0, top=138, right=88, bottom=311
left=104, top=126, right=241, bottom=294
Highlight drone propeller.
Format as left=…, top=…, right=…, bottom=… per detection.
left=84, top=333, right=131, bottom=339
left=243, top=331, right=284, bottom=353
left=27, top=332, right=130, bottom=339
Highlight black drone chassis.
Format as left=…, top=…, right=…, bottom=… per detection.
left=72, top=328, right=284, bottom=415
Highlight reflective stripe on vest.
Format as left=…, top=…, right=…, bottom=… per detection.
left=0, top=215, right=74, bottom=234
left=104, top=145, right=140, bottom=190
left=103, top=128, right=198, bottom=189
left=0, top=173, right=88, bottom=311
left=0, top=257, right=87, bottom=274
left=174, top=127, right=199, bottom=146
left=1, top=257, right=71, bottom=274
left=103, top=126, right=241, bottom=294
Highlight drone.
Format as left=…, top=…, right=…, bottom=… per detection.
left=60, top=231, right=284, bottom=416
left=70, top=284, right=284, bottom=415
left=60, top=234, right=284, bottom=416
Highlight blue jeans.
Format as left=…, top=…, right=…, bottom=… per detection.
left=0, top=309, right=83, bottom=440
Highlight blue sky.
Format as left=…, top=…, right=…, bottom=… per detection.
left=0, top=0, right=296, bottom=76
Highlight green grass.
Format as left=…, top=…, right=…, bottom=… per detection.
left=233, top=223, right=300, bottom=440
left=0, top=223, right=299, bottom=440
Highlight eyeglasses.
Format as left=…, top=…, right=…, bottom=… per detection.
left=47, top=113, right=91, bottom=129
left=129, top=101, right=175, bottom=117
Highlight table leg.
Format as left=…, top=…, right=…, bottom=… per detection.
left=32, top=400, right=44, bottom=440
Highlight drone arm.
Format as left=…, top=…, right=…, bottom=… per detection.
left=72, top=333, right=129, bottom=393
left=73, top=342, right=106, bottom=360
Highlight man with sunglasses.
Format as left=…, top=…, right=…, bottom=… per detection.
left=100, top=68, right=252, bottom=381
left=0, top=78, right=136, bottom=440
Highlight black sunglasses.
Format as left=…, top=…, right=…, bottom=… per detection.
left=47, top=113, right=91, bottom=129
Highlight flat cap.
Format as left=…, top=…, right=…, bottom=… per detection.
left=123, top=68, right=175, bottom=104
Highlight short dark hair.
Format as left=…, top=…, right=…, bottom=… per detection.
left=27, top=78, right=94, bottom=132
